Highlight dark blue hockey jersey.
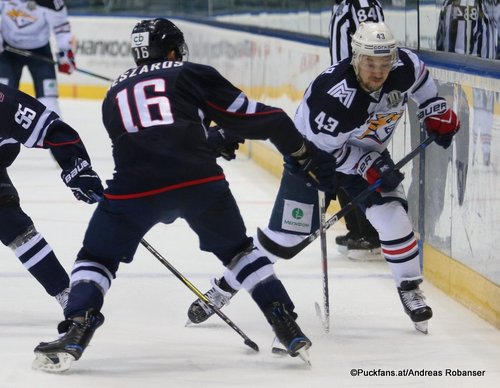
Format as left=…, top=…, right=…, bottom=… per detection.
left=0, top=83, right=89, bottom=169
left=101, top=60, right=304, bottom=199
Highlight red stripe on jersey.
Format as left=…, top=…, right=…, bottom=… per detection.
left=45, top=138, right=82, bottom=147
left=382, top=239, right=417, bottom=255
left=104, top=174, right=225, bottom=200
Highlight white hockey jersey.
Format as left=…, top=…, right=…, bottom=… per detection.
left=0, top=0, right=72, bottom=51
left=294, top=48, right=440, bottom=175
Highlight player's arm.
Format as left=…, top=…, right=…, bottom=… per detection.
left=7, top=87, right=103, bottom=203
left=40, top=0, right=75, bottom=74
left=183, top=64, right=338, bottom=192
left=404, top=50, right=460, bottom=149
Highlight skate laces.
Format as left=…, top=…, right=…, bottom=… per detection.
left=198, top=278, right=232, bottom=314
left=271, top=305, right=301, bottom=339
left=401, top=288, right=427, bottom=310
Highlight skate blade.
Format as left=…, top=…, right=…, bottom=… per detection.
left=414, top=321, right=429, bottom=334
left=296, top=347, right=311, bottom=367
left=32, top=352, right=75, bottom=373
left=347, top=249, right=382, bottom=261
left=271, top=336, right=287, bottom=356
left=337, top=245, right=348, bottom=253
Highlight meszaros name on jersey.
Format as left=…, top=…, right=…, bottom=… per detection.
left=112, top=61, right=183, bottom=87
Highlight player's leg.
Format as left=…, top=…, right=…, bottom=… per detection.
left=365, top=199, right=432, bottom=332
left=0, top=169, right=69, bottom=308
left=0, top=49, right=24, bottom=89
left=187, top=170, right=321, bottom=324
left=33, top=197, right=149, bottom=371
left=186, top=181, right=311, bottom=357
left=28, top=44, right=62, bottom=115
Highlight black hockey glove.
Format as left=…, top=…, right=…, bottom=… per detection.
left=284, top=139, right=338, bottom=193
left=357, top=150, right=404, bottom=192
left=207, top=126, right=245, bottom=161
left=61, top=158, right=104, bottom=204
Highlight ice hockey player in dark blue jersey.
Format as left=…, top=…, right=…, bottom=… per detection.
left=189, top=22, right=460, bottom=335
left=32, top=18, right=338, bottom=372
left=0, top=83, right=103, bottom=311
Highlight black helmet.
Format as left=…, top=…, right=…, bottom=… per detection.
left=130, top=18, right=188, bottom=66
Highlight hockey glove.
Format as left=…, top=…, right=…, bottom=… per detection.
left=206, top=126, right=245, bottom=161
left=61, top=158, right=104, bottom=204
left=418, top=97, right=460, bottom=149
left=357, top=150, right=404, bottom=192
left=284, top=139, right=338, bottom=193
left=57, top=49, right=76, bottom=74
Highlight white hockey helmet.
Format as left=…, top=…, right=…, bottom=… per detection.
left=351, top=22, right=398, bottom=73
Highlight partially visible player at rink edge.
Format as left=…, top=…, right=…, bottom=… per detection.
left=31, top=17, right=339, bottom=372
left=0, top=0, right=77, bottom=116
left=0, top=82, right=103, bottom=313
left=188, top=21, right=460, bottom=338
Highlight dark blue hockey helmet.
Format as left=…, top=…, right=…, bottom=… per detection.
left=131, top=18, right=189, bottom=65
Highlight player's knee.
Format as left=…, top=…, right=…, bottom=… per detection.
left=7, top=224, right=38, bottom=250
left=366, top=201, right=412, bottom=240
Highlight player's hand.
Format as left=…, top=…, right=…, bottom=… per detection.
left=418, top=97, right=460, bottom=149
left=57, top=49, right=76, bottom=74
left=358, top=150, right=404, bottom=192
left=61, top=158, right=104, bottom=204
left=285, top=139, right=338, bottom=193
left=207, top=125, right=245, bottom=161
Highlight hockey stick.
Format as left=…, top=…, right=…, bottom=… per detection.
left=316, top=190, right=330, bottom=333
left=257, top=133, right=437, bottom=259
left=140, top=239, right=260, bottom=352
left=5, top=46, right=115, bottom=82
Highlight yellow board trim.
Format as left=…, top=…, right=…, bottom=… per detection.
left=424, top=245, right=500, bottom=329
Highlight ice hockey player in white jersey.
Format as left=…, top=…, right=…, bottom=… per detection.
left=188, top=22, right=460, bottom=335
left=0, top=82, right=103, bottom=312
left=0, top=0, right=76, bottom=115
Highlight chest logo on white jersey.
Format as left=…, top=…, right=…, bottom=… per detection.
left=6, top=8, right=36, bottom=29
left=357, top=111, right=403, bottom=143
left=327, top=79, right=356, bottom=108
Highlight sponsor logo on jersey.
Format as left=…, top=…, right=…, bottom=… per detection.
left=327, top=79, right=356, bottom=108
left=281, top=200, right=313, bottom=233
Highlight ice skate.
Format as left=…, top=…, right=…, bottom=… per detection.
left=347, top=237, right=382, bottom=261
left=33, top=310, right=104, bottom=373
left=187, top=277, right=237, bottom=324
left=264, top=302, right=312, bottom=366
left=397, top=279, right=433, bottom=334
left=335, top=231, right=359, bottom=253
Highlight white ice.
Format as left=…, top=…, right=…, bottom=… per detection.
left=1, top=99, right=499, bottom=388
